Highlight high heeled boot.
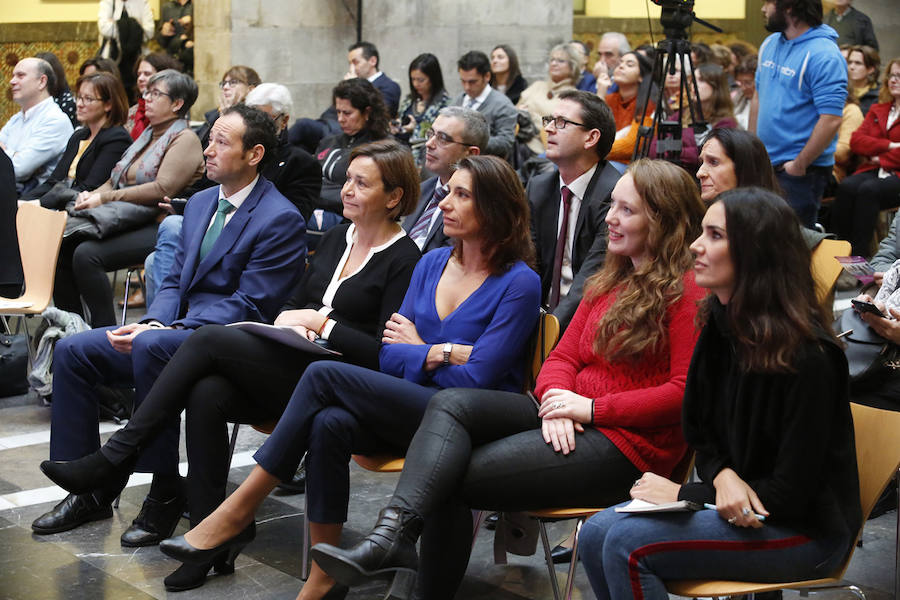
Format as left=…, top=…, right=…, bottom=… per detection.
left=311, top=506, right=424, bottom=598
left=41, top=450, right=136, bottom=495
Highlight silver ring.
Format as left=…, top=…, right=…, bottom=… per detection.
left=551, top=401, right=565, bottom=410
left=727, top=516, right=738, bottom=524
left=742, top=507, right=752, bottom=516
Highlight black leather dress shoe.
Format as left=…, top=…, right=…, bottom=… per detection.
left=276, top=464, right=306, bottom=495
left=551, top=543, right=575, bottom=564
left=31, top=492, right=112, bottom=535
left=120, top=494, right=186, bottom=547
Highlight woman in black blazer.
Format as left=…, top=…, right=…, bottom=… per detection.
left=21, top=73, right=131, bottom=206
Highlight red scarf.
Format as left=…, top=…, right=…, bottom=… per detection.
left=131, top=98, right=149, bottom=141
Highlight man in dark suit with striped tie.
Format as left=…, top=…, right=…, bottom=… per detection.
left=402, top=106, right=488, bottom=253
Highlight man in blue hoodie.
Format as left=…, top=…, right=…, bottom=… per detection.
left=751, top=0, right=846, bottom=228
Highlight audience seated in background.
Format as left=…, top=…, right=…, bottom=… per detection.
left=21, top=73, right=131, bottom=207
left=79, top=57, right=119, bottom=78
left=580, top=188, right=860, bottom=599
left=126, top=53, right=183, bottom=141
left=601, top=51, right=655, bottom=164
left=592, top=31, right=631, bottom=94
left=832, top=90, right=865, bottom=185
left=195, top=66, right=260, bottom=150
left=144, top=82, right=322, bottom=304
left=651, top=63, right=737, bottom=172
left=847, top=45, right=881, bottom=116
left=570, top=40, right=597, bottom=93
left=517, top=44, right=579, bottom=154
left=402, top=106, right=487, bottom=254
left=733, top=54, right=757, bottom=129
left=52, top=69, right=205, bottom=328
left=392, top=53, right=451, bottom=169
left=156, top=0, right=194, bottom=75
left=41, top=140, right=417, bottom=594
left=36, top=51, right=78, bottom=128
left=826, top=0, right=879, bottom=50
left=452, top=50, right=518, bottom=159
left=529, top=90, right=621, bottom=331
left=311, top=158, right=707, bottom=600
left=0, top=57, right=74, bottom=194
left=160, top=155, right=541, bottom=600
left=752, top=0, right=846, bottom=228
left=832, top=57, right=900, bottom=257
left=346, top=41, right=401, bottom=119
left=490, top=44, right=528, bottom=106
left=309, top=78, right=391, bottom=247
left=34, top=104, right=307, bottom=558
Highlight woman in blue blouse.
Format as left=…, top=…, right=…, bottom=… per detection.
left=160, top=155, right=541, bottom=600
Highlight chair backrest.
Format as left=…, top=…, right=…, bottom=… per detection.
left=13, top=203, right=67, bottom=312
left=527, top=311, right=561, bottom=389
left=810, top=238, right=850, bottom=308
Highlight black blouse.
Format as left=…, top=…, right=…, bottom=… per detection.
left=284, top=222, right=420, bottom=369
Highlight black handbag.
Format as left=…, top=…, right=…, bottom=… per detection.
left=837, top=308, right=900, bottom=384
left=0, top=333, right=28, bottom=397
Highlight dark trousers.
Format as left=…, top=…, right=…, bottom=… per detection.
left=387, top=388, right=641, bottom=600
left=776, top=167, right=830, bottom=229
left=54, top=223, right=158, bottom=328
left=253, top=361, right=440, bottom=523
left=49, top=326, right=192, bottom=473
left=99, top=325, right=317, bottom=525
left=833, top=170, right=900, bottom=256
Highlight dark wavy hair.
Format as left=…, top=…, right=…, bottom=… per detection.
left=775, top=0, right=823, bottom=27
left=702, top=128, right=780, bottom=195
left=349, top=140, right=420, bottom=219
left=75, top=72, right=129, bottom=127
left=704, top=188, right=832, bottom=372
left=453, top=155, right=535, bottom=274
left=491, top=44, right=523, bottom=83
left=407, top=53, right=446, bottom=105
left=332, top=78, right=390, bottom=139
left=848, top=45, right=881, bottom=88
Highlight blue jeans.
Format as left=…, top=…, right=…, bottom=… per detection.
left=579, top=503, right=850, bottom=600
left=775, top=167, right=829, bottom=229
left=144, top=214, right=184, bottom=305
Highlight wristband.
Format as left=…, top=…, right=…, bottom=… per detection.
left=317, top=318, right=330, bottom=337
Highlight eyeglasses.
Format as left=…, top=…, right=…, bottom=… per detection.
left=549, top=57, right=569, bottom=65
left=143, top=89, right=173, bottom=101
left=542, top=115, right=587, bottom=130
left=219, top=79, right=246, bottom=89
left=424, top=128, right=471, bottom=148
left=75, top=95, right=101, bottom=104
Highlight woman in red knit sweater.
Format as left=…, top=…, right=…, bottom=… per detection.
left=311, top=159, right=708, bottom=600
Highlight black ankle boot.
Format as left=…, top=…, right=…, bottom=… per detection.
left=311, top=507, right=423, bottom=592
left=40, top=450, right=133, bottom=495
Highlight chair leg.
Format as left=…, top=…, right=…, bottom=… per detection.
left=226, top=423, right=240, bottom=474
left=301, top=490, right=312, bottom=580
left=471, top=510, right=485, bottom=547
left=563, top=517, right=586, bottom=600
left=538, top=520, right=563, bottom=600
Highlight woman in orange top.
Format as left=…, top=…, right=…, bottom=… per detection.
left=600, top=51, right=655, bottom=164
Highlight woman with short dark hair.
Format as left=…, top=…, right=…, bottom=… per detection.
left=311, top=159, right=707, bottom=600
left=578, top=188, right=860, bottom=600
left=158, top=156, right=541, bottom=600
left=22, top=72, right=131, bottom=204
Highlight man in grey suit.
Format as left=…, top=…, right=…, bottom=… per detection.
left=528, top=90, right=620, bottom=331
left=451, top=51, right=517, bottom=159
left=402, top=107, right=488, bottom=253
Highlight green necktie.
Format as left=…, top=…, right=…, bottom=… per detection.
left=199, top=198, right=235, bottom=260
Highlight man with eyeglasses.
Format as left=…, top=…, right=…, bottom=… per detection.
left=529, top=90, right=620, bottom=331
left=402, top=106, right=488, bottom=253
left=451, top=51, right=517, bottom=159
left=0, top=57, right=73, bottom=194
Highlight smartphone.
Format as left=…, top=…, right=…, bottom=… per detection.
left=170, top=198, right=187, bottom=215
left=851, top=299, right=887, bottom=318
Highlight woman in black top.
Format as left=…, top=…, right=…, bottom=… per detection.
left=40, top=140, right=421, bottom=592
left=21, top=73, right=131, bottom=205
left=490, top=45, right=527, bottom=105
left=578, top=188, right=861, bottom=599
left=36, top=51, right=78, bottom=128
left=310, top=78, right=391, bottom=246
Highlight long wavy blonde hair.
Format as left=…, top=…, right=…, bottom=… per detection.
left=586, top=159, right=705, bottom=362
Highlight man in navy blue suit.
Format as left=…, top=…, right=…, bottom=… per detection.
left=347, top=41, right=401, bottom=118
left=33, top=104, right=307, bottom=542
